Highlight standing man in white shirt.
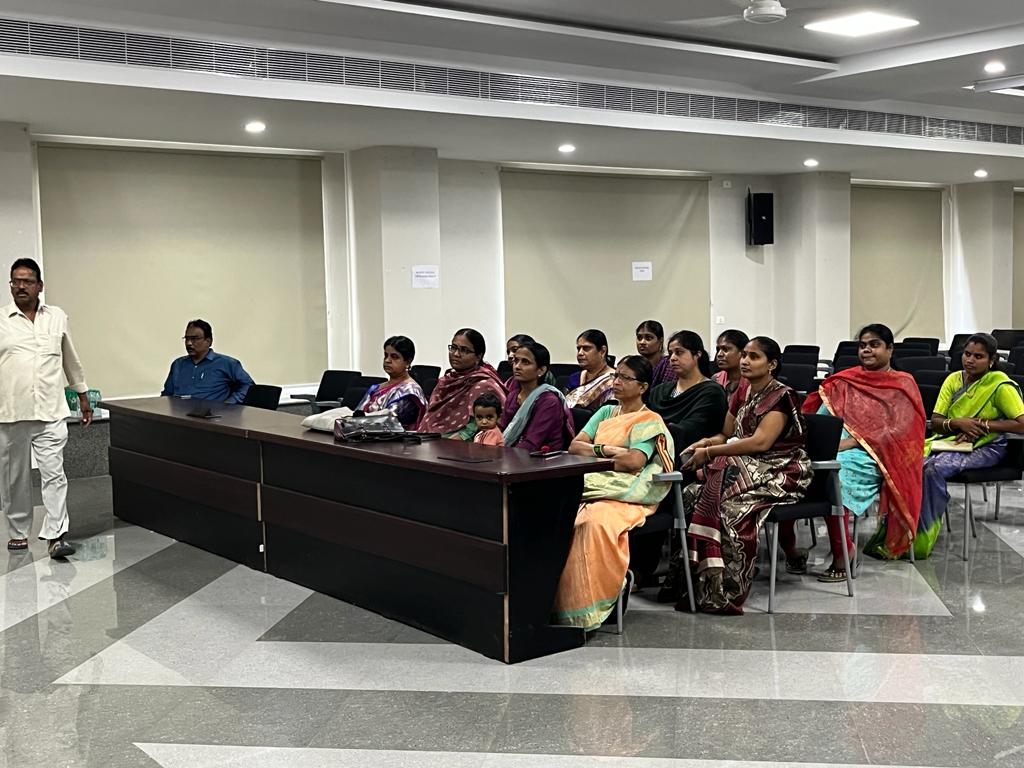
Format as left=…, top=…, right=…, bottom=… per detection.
left=0, top=258, right=91, bottom=558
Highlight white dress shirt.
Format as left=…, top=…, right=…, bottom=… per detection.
left=0, top=301, right=88, bottom=423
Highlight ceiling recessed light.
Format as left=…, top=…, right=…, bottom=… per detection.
left=804, top=11, right=918, bottom=38
left=803, top=158, right=819, bottom=168
left=558, top=143, right=576, bottom=154
left=244, top=120, right=266, bottom=134
left=984, top=61, right=1007, bottom=75
left=974, top=169, right=989, bottom=178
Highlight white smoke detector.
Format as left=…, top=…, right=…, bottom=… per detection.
left=744, top=0, right=787, bottom=24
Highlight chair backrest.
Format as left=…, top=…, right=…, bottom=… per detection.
left=570, top=407, right=594, bottom=435
left=410, top=365, right=441, bottom=386
left=802, top=413, right=842, bottom=462
left=421, top=378, right=438, bottom=399
left=833, top=355, right=860, bottom=373
left=353, top=375, right=386, bottom=388
left=948, top=350, right=964, bottom=372
left=1008, top=347, right=1024, bottom=373
left=917, top=384, right=940, bottom=416
left=556, top=374, right=572, bottom=392
left=778, top=363, right=817, bottom=393
left=1012, top=374, right=1024, bottom=390
left=892, top=345, right=930, bottom=358
left=898, top=356, right=947, bottom=374
left=549, top=363, right=580, bottom=379
left=902, top=337, right=939, bottom=356
left=495, top=360, right=512, bottom=381
left=992, top=329, right=1024, bottom=350
left=781, top=352, right=818, bottom=367
left=315, top=370, right=360, bottom=401
left=606, top=354, right=617, bottom=367
left=912, top=369, right=950, bottom=388
left=784, top=344, right=820, bottom=357
left=833, top=341, right=858, bottom=361
left=242, top=384, right=282, bottom=411
left=342, top=386, right=369, bottom=411
left=948, top=333, right=972, bottom=351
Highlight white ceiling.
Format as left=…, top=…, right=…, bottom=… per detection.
left=2, top=0, right=1024, bottom=181
left=6, top=75, right=1024, bottom=184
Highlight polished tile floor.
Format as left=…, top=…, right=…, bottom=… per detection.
left=2, top=477, right=1024, bottom=767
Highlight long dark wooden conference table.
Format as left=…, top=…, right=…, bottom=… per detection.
left=103, top=397, right=614, bottom=663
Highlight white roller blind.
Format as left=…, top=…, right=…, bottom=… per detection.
left=37, top=146, right=327, bottom=398
left=501, top=170, right=710, bottom=364
left=1014, top=193, right=1024, bottom=328
left=850, top=186, right=945, bottom=339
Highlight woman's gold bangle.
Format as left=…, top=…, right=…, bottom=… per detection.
left=943, top=418, right=952, bottom=433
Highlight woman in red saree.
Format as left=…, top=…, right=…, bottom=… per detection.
left=799, top=324, right=925, bottom=574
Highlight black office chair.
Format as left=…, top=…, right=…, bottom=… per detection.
left=917, top=384, right=940, bottom=418
left=549, top=363, right=579, bottom=379
left=410, top=365, right=441, bottom=386
left=242, top=384, right=282, bottom=411
left=421, top=378, right=438, bottom=399
left=832, top=341, right=858, bottom=363
left=780, top=352, right=818, bottom=367
left=892, top=345, right=931, bottom=359
left=778, top=363, right=817, bottom=394
left=948, top=348, right=964, bottom=372
left=556, top=375, right=572, bottom=392
left=496, top=360, right=512, bottom=381
left=342, top=386, right=369, bottom=411
left=899, top=357, right=947, bottom=375
left=945, top=333, right=972, bottom=353
left=570, top=407, right=594, bottom=435
left=833, top=355, right=860, bottom=373
left=946, top=434, right=1024, bottom=561
left=763, top=413, right=853, bottom=613
left=291, top=370, right=361, bottom=412
left=912, top=370, right=950, bottom=389
left=784, top=344, right=820, bottom=358
left=991, top=329, right=1024, bottom=350
left=902, top=337, right=940, bottom=356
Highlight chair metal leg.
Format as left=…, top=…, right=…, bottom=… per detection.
left=909, top=534, right=916, bottom=563
left=995, top=484, right=1001, bottom=521
left=808, top=517, right=817, bottom=548
left=983, top=484, right=989, bottom=503
left=768, top=522, right=779, bottom=614
left=838, top=509, right=855, bottom=598
left=944, top=503, right=952, bottom=533
left=851, top=514, right=859, bottom=579
left=615, top=585, right=624, bottom=635
left=962, top=486, right=971, bottom=562
left=672, top=483, right=696, bottom=614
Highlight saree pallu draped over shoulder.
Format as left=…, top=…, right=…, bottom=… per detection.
left=678, top=382, right=811, bottom=615
left=552, top=407, right=674, bottom=630
left=418, top=364, right=506, bottom=439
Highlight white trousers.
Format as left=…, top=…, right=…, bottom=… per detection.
left=0, top=420, right=70, bottom=541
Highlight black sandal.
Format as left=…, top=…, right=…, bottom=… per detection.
left=47, top=538, right=75, bottom=559
left=785, top=548, right=809, bottom=575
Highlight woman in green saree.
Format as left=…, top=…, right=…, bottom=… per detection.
left=905, top=333, right=1024, bottom=558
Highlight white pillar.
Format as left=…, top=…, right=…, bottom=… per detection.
left=321, top=153, right=353, bottom=369
left=348, top=147, right=445, bottom=372
left=772, top=172, right=851, bottom=352
left=944, top=182, right=1014, bottom=341
left=0, top=123, right=40, bottom=272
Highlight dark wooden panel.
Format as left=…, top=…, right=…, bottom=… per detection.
left=109, top=447, right=258, bottom=519
left=263, top=486, right=506, bottom=593
left=506, top=475, right=587, bottom=663
left=265, top=524, right=505, bottom=660
left=262, top=442, right=503, bottom=541
left=112, top=476, right=264, bottom=570
left=110, top=413, right=259, bottom=480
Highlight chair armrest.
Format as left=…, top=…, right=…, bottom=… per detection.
left=290, top=393, right=316, bottom=402
left=653, top=471, right=684, bottom=483
left=811, top=460, right=840, bottom=471
left=313, top=400, right=343, bottom=409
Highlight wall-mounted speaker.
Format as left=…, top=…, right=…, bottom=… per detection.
left=746, top=191, right=774, bottom=246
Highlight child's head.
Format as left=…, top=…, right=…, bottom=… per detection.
left=473, top=392, right=503, bottom=431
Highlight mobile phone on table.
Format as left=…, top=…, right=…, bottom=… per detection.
left=529, top=449, right=567, bottom=459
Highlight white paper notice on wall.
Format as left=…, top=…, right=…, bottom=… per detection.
left=631, top=261, right=653, bottom=282
left=411, top=264, right=440, bottom=289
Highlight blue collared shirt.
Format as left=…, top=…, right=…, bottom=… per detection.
left=161, top=350, right=254, bottom=404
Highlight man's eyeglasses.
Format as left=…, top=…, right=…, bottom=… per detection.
left=448, top=344, right=477, bottom=356
left=182, top=335, right=208, bottom=343
left=611, top=372, right=639, bottom=382
left=9, top=279, right=39, bottom=288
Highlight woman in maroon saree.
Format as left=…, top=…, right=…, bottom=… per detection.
left=662, top=336, right=812, bottom=614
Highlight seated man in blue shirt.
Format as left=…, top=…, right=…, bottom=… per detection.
left=161, top=319, right=254, bottom=404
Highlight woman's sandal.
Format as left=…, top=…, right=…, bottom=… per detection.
left=785, top=548, right=809, bottom=575
left=817, top=566, right=848, bottom=583
left=7, top=538, right=28, bottom=551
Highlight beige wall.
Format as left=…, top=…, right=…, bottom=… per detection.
left=850, top=186, right=945, bottom=339
left=501, top=170, right=710, bottom=363
left=1014, top=193, right=1024, bottom=328
left=37, top=146, right=327, bottom=398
